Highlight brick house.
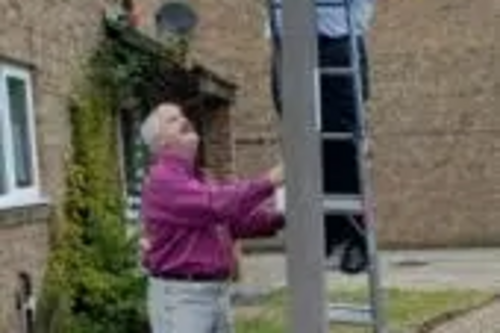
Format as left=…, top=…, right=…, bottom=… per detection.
left=0, top=0, right=499, bottom=331
left=187, top=0, right=499, bottom=248
left=0, top=1, right=238, bottom=331
left=370, top=0, right=499, bottom=247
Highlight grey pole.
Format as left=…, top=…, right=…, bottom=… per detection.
left=281, top=1, right=328, bottom=333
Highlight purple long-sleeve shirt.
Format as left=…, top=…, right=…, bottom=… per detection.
left=140, top=148, right=284, bottom=277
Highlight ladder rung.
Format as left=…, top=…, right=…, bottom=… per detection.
left=270, top=1, right=346, bottom=9
left=328, top=303, right=374, bottom=326
left=320, top=67, right=356, bottom=76
left=321, top=132, right=356, bottom=140
left=316, top=1, right=347, bottom=7
left=323, top=195, right=363, bottom=213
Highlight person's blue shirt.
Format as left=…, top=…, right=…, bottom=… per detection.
left=269, top=0, right=376, bottom=37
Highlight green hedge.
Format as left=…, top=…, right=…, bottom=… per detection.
left=35, top=40, right=148, bottom=333
left=34, top=17, right=190, bottom=331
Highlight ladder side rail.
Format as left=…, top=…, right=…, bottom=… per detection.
left=342, top=0, right=387, bottom=331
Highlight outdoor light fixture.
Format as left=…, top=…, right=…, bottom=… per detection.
left=155, top=1, right=198, bottom=38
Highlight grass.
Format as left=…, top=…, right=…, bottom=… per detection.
left=234, top=287, right=493, bottom=333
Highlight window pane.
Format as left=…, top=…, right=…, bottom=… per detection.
left=7, top=76, right=33, bottom=188
left=120, top=111, right=147, bottom=221
left=0, top=114, right=7, bottom=194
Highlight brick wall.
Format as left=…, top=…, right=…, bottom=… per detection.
left=187, top=105, right=234, bottom=177
left=0, top=1, right=111, bottom=329
left=370, top=0, right=500, bottom=247
left=188, top=0, right=499, bottom=247
left=0, top=206, right=50, bottom=332
left=188, top=0, right=281, bottom=176
left=199, top=107, right=234, bottom=176
left=0, top=0, right=239, bottom=329
left=0, top=2, right=498, bottom=330
left=0, top=0, right=224, bottom=330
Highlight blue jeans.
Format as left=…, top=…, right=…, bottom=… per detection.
left=148, top=277, right=234, bottom=333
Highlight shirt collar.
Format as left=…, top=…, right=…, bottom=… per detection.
left=153, top=147, right=197, bottom=173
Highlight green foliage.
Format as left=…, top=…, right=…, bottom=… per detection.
left=34, top=36, right=162, bottom=333
left=234, top=288, right=493, bottom=333
left=35, top=18, right=192, bottom=332
left=89, top=35, right=189, bottom=113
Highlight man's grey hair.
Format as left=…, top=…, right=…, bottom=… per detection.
left=140, top=104, right=165, bottom=153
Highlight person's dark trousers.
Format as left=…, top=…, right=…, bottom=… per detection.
left=320, top=35, right=369, bottom=196
left=270, top=35, right=369, bottom=118
left=319, top=35, right=370, bottom=269
left=270, top=34, right=370, bottom=272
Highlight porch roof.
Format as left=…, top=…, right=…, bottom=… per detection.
left=103, top=18, right=237, bottom=110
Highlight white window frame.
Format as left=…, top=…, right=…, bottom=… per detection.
left=116, top=110, right=145, bottom=222
left=0, top=63, right=43, bottom=209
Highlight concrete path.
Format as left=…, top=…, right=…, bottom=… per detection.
left=239, top=248, right=500, bottom=292
left=237, top=248, right=500, bottom=332
left=430, top=300, right=500, bottom=333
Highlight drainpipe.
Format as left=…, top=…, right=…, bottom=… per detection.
left=15, top=272, right=35, bottom=333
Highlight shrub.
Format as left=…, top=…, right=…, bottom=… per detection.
left=35, top=39, right=148, bottom=333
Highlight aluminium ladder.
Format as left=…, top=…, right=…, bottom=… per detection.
left=268, top=0, right=387, bottom=332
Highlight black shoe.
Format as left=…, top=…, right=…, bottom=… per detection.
left=340, top=240, right=368, bottom=275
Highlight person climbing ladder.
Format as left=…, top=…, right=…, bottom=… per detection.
left=268, top=0, right=377, bottom=274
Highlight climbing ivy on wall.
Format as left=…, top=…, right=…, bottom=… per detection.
left=35, top=25, right=188, bottom=333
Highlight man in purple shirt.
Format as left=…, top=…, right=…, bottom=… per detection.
left=140, top=102, right=284, bottom=333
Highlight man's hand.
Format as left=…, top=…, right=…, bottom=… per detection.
left=267, top=162, right=284, bottom=187
left=275, top=186, right=285, bottom=213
